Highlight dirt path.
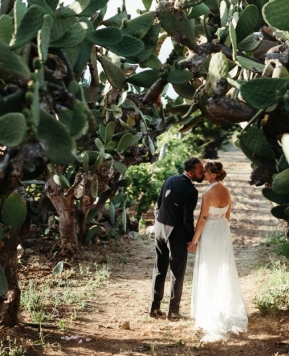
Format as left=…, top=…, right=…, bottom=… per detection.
left=17, top=145, right=289, bottom=356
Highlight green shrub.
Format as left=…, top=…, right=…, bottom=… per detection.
left=126, top=127, right=202, bottom=218
left=254, top=259, right=289, bottom=315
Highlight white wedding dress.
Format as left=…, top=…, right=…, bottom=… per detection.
left=191, top=185, right=248, bottom=342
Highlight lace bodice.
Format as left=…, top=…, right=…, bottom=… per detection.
left=207, top=205, right=228, bottom=220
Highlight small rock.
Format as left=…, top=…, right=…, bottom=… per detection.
left=120, top=321, right=130, bottom=330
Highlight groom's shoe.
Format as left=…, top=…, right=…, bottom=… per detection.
left=149, top=309, right=166, bottom=319
left=167, top=311, right=189, bottom=321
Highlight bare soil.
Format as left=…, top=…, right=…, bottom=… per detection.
left=3, top=144, right=289, bottom=356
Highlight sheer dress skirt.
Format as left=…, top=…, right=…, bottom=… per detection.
left=191, top=208, right=248, bottom=341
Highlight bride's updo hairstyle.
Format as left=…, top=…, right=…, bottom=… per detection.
left=205, top=161, right=227, bottom=181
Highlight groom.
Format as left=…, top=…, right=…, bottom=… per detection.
left=149, top=157, right=204, bottom=320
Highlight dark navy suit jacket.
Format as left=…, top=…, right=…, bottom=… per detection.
left=154, top=174, right=198, bottom=242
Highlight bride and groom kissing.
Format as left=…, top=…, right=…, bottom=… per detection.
left=149, top=157, right=248, bottom=343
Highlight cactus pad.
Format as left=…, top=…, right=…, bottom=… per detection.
left=105, top=35, right=144, bottom=57
left=10, top=5, right=44, bottom=50
left=0, top=113, right=27, bottom=147
left=262, top=188, right=289, bottom=205
left=98, top=56, right=126, bottom=89
left=126, top=69, right=160, bottom=88
left=120, top=11, right=154, bottom=39
left=0, top=265, right=8, bottom=297
left=1, top=192, right=27, bottom=231
left=263, top=0, right=289, bottom=31
left=87, top=27, right=123, bottom=46
left=272, top=169, right=289, bottom=195
left=240, top=78, right=289, bottom=109
left=37, top=110, right=76, bottom=165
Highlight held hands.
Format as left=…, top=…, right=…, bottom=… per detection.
left=187, top=241, right=198, bottom=253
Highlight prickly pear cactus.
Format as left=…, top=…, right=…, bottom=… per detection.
left=0, top=265, right=8, bottom=298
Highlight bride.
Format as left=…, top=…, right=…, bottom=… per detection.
left=187, top=161, right=248, bottom=342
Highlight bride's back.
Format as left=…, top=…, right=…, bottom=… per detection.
left=205, top=183, right=231, bottom=208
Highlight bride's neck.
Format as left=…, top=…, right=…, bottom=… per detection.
left=209, top=180, right=218, bottom=185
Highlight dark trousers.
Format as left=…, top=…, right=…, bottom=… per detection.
left=150, top=232, right=188, bottom=313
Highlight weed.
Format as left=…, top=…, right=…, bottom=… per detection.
left=0, top=337, right=26, bottom=356
left=254, top=259, right=289, bottom=315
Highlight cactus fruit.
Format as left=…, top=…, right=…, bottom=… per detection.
left=0, top=113, right=27, bottom=147
left=272, top=169, right=289, bottom=195
left=1, top=190, right=27, bottom=231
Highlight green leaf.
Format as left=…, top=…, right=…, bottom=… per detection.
left=53, top=261, right=64, bottom=275
left=116, top=133, right=140, bottom=152
left=94, top=138, right=105, bottom=153
left=118, top=178, right=132, bottom=187
left=114, top=161, right=127, bottom=174
left=105, top=122, right=115, bottom=144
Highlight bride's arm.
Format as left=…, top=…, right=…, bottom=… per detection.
left=187, top=193, right=210, bottom=251
left=225, top=189, right=232, bottom=220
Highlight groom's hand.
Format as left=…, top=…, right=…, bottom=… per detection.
left=187, top=241, right=197, bottom=253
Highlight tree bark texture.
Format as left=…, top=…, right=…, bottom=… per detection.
left=0, top=224, right=28, bottom=326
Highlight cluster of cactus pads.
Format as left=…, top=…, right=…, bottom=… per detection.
left=1, top=0, right=289, bottom=245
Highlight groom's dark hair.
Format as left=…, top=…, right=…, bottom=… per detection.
left=184, top=157, right=201, bottom=172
